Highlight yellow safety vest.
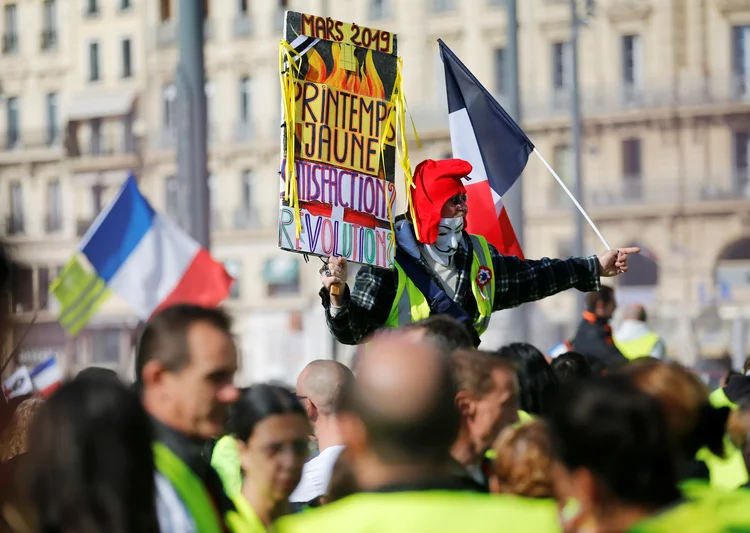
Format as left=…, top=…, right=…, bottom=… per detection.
left=153, top=442, right=251, bottom=533
left=384, top=235, right=496, bottom=336
left=272, top=491, right=561, bottom=533
left=614, top=332, right=660, bottom=360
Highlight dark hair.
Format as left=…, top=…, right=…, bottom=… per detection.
left=23, top=379, right=160, bottom=533
left=226, top=384, right=307, bottom=442
left=585, top=286, right=614, bottom=313
left=136, top=304, right=232, bottom=381
left=353, top=350, right=460, bottom=465
left=551, top=351, right=593, bottom=384
left=75, top=366, right=122, bottom=384
left=546, top=375, right=680, bottom=509
left=497, top=343, right=558, bottom=415
left=404, top=315, right=476, bottom=353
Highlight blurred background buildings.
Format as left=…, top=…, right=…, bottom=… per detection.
left=1, top=0, right=749, bottom=384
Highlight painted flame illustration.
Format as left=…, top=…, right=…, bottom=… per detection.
left=305, top=44, right=386, bottom=100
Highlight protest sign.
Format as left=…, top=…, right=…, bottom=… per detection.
left=278, top=11, right=406, bottom=270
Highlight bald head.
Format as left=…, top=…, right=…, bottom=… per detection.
left=352, top=331, right=460, bottom=464
left=297, top=360, right=355, bottom=416
left=624, top=304, right=647, bottom=322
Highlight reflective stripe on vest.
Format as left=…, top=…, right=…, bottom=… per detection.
left=154, top=442, right=248, bottom=533
left=614, top=332, right=660, bottom=360
left=384, top=235, right=495, bottom=336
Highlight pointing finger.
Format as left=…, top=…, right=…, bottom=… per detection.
left=618, top=247, right=640, bottom=255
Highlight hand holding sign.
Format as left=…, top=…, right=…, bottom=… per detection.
left=320, top=257, right=348, bottom=303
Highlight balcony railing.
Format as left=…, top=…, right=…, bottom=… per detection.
left=41, top=29, right=58, bottom=51
left=68, top=135, right=136, bottom=158
left=234, top=16, right=253, bottom=38
left=234, top=206, right=260, bottom=230
left=2, top=34, right=18, bottom=54
left=45, top=213, right=62, bottom=233
left=6, top=216, right=24, bottom=236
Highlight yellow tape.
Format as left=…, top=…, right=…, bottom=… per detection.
left=279, top=41, right=304, bottom=239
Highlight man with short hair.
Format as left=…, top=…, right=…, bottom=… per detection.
left=569, top=286, right=627, bottom=369
left=403, top=315, right=475, bottom=355
left=274, top=331, right=558, bottom=532
left=614, top=304, right=666, bottom=360
left=449, top=349, right=519, bottom=491
left=291, top=360, right=355, bottom=504
left=137, top=304, right=246, bottom=533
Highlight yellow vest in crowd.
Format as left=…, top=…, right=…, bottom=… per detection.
left=153, top=443, right=252, bottom=533
left=272, top=492, right=560, bottom=533
left=614, top=332, right=660, bottom=360
left=629, top=487, right=750, bottom=533
left=385, top=235, right=495, bottom=336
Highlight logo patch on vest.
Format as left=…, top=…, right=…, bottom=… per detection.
left=476, top=266, right=492, bottom=289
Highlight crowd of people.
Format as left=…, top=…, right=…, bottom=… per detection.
left=0, top=304, right=749, bottom=532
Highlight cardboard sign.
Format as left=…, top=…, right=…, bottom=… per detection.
left=278, top=11, right=400, bottom=270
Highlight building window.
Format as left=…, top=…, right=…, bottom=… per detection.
left=165, top=175, right=179, bottom=221
left=10, top=265, right=33, bottom=313
left=241, top=169, right=254, bottom=209
left=9, top=182, right=23, bottom=235
left=91, top=182, right=104, bottom=215
left=238, top=0, right=248, bottom=15
left=235, top=170, right=258, bottom=229
left=42, top=0, right=57, bottom=51
left=47, top=179, right=62, bottom=232
left=552, top=41, right=571, bottom=109
left=432, top=0, right=454, bottom=12
left=6, top=96, right=20, bottom=149
left=621, top=34, right=643, bottom=104
left=46, top=92, right=58, bottom=145
left=38, top=268, right=50, bottom=310
left=91, top=329, right=120, bottom=364
left=733, top=26, right=750, bottom=99
left=552, top=144, right=572, bottom=207
left=264, top=257, right=300, bottom=297
left=239, top=76, right=251, bottom=124
left=86, top=0, right=99, bottom=16
left=276, top=0, right=288, bottom=29
left=370, top=0, right=391, bottom=19
left=734, top=132, right=750, bottom=194
left=494, top=47, right=507, bottom=96
left=90, top=119, right=102, bottom=155
left=88, top=41, right=100, bottom=82
left=224, top=260, right=241, bottom=299
left=162, top=84, right=177, bottom=130
left=121, top=38, right=132, bottom=78
left=120, top=0, right=132, bottom=11
left=160, top=0, right=171, bottom=21
left=621, top=138, right=642, bottom=200
left=3, top=4, right=18, bottom=55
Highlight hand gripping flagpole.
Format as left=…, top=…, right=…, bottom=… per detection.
left=532, top=148, right=611, bottom=251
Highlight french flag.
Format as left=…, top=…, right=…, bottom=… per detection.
left=80, top=175, right=234, bottom=319
left=439, top=40, right=534, bottom=259
left=30, top=357, right=63, bottom=398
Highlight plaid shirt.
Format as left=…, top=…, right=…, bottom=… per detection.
left=319, top=229, right=601, bottom=345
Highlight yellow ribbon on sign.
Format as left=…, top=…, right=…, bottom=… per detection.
left=279, top=40, right=304, bottom=239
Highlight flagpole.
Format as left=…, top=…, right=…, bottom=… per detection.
left=505, top=0, right=529, bottom=344
left=533, top=148, right=611, bottom=250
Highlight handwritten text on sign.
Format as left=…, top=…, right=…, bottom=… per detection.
left=296, top=81, right=395, bottom=177
left=300, top=14, right=394, bottom=55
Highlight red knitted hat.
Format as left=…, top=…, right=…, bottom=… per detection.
left=411, top=158, right=471, bottom=245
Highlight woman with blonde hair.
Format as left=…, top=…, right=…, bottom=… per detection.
left=490, top=420, right=555, bottom=499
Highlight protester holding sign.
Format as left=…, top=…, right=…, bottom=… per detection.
left=319, top=158, right=638, bottom=346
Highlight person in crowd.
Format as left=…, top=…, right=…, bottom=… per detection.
left=497, top=343, right=558, bottom=417
left=550, top=351, right=593, bottom=384
left=617, top=359, right=748, bottom=491
left=0, top=397, right=44, bottom=464
left=22, top=377, right=161, bottom=533
left=710, top=368, right=750, bottom=409
left=320, top=158, right=639, bottom=347
left=547, top=375, right=681, bottom=533
left=211, top=388, right=248, bottom=496
left=449, top=348, right=519, bottom=491
left=568, top=286, right=627, bottom=369
left=490, top=420, right=555, bottom=499
left=273, top=330, right=560, bottom=533
left=613, top=304, right=667, bottom=360
left=323, top=451, right=358, bottom=504
left=75, top=366, right=122, bottom=383
left=403, top=315, right=476, bottom=354
left=136, top=304, right=249, bottom=533
left=224, top=384, right=310, bottom=530
left=290, top=360, right=355, bottom=505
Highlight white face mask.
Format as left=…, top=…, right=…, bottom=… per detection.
left=423, top=217, right=464, bottom=266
